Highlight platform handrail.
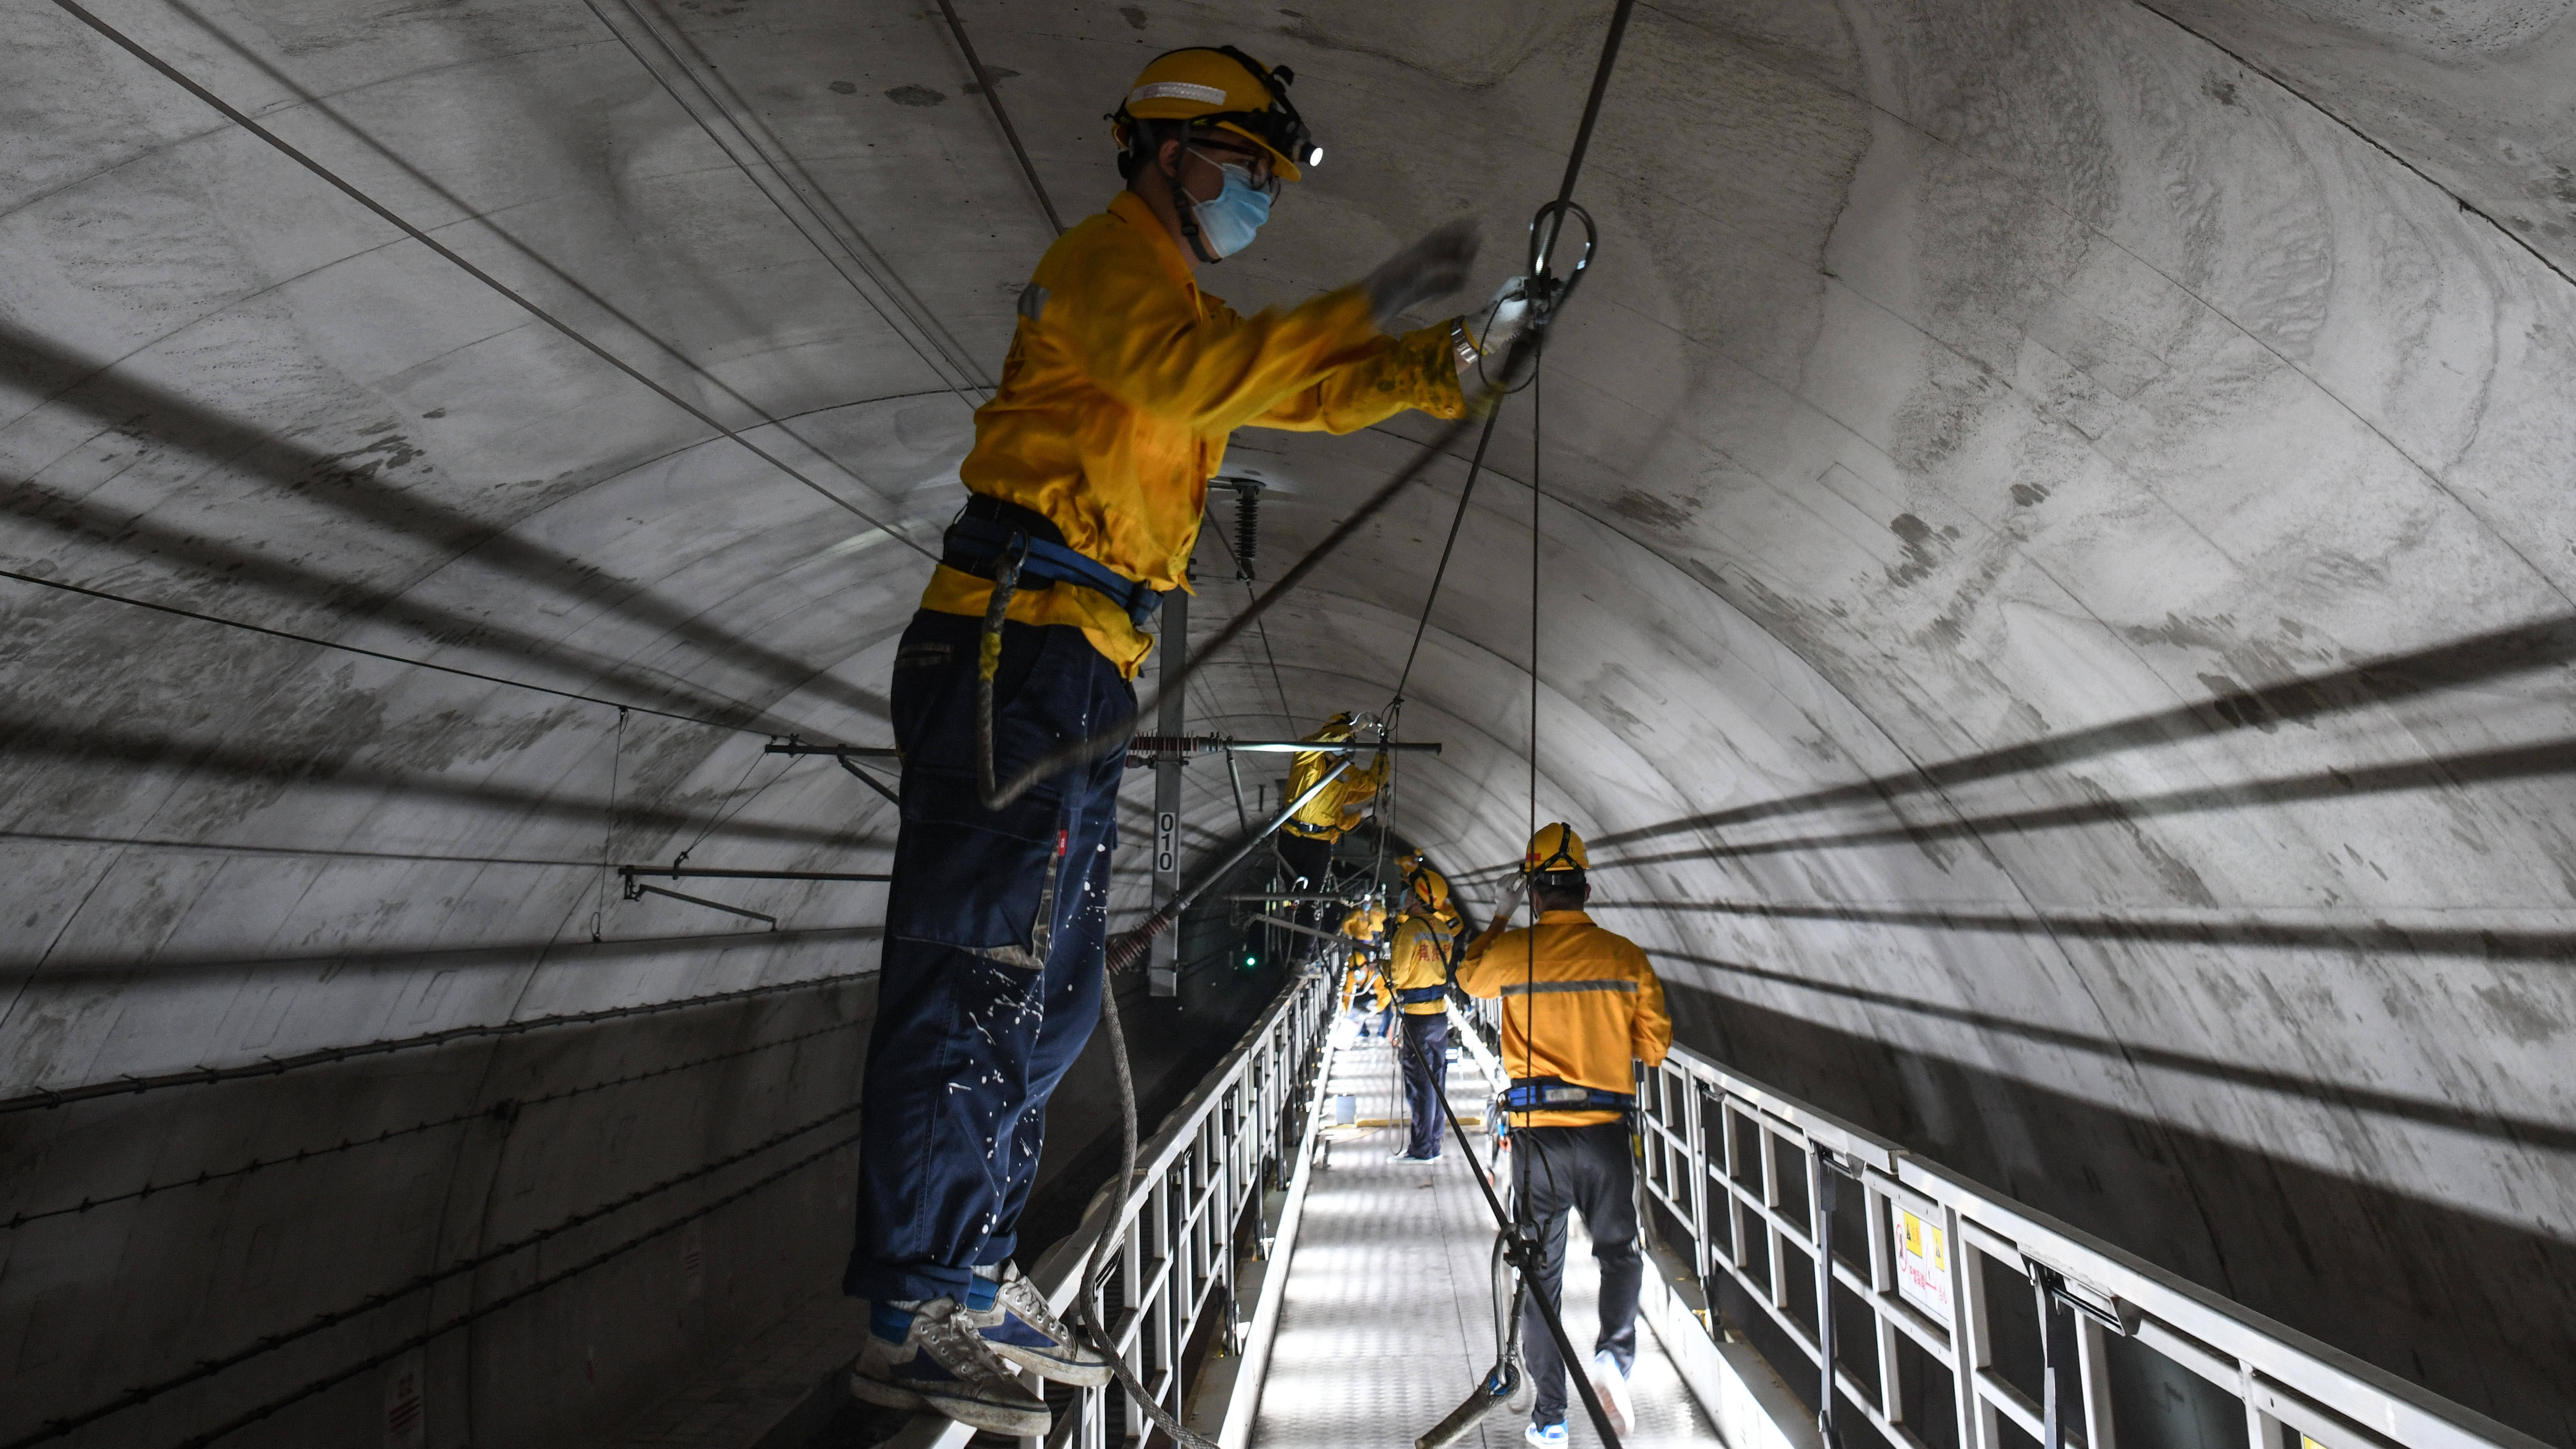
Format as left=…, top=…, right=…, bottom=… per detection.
left=1002, top=970, right=1332, bottom=1449
left=1632, top=1042, right=2548, bottom=1449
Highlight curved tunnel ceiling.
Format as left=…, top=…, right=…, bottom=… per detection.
left=3, top=0, right=2573, bottom=1443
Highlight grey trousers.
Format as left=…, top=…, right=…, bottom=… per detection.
left=1514, top=1119, right=1642, bottom=1428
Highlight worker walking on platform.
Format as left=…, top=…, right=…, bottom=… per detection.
left=1457, top=823, right=1672, bottom=1446
left=1277, top=713, right=1390, bottom=954
left=1385, top=884, right=1456, bottom=1161
left=845, top=42, right=1488, bottom=1437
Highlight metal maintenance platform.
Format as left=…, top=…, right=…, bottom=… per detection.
left=1250, top=1022, right=1722, bottom=1449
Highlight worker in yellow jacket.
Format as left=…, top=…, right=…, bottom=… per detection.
left=851, top=44, right=1500, bottom=1437
left=1276, top=713, right=1390, bottom=956
left=1456, top=823, right=1671, bottom=1444
left=1398, top=849, right=1466, bottom=956
left=1385, top=886, right=1458, bottom=1161
left=1337, top=902, right=1391, bottom=1037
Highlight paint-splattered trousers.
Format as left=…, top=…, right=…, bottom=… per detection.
left=844, top=609, right=1134, bottom=1306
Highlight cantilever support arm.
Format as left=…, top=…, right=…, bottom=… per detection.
left=620, top=877, right=778, bottom=930
left=836, top=754, right=901, bottom=806
left=1128, top=735, right=1442, bottom=756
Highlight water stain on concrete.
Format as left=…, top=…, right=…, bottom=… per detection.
left=884, top=85, right=946, bottom=106
left=2472, top=981, right=2562, bottom=1045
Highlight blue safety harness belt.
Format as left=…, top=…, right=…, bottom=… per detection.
left=1504, top=1076, right=1635, bottom=1113
left=1394, top=985, right=1448, bottom=1006
left=943, top=495, right=1168, bottom=629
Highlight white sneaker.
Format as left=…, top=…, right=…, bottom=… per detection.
left=965, top=1264, right=1112, bottom=1387
left=1526, top=1422, right=1568, bottom=1447
left=1588, top=1348, right=1634, bottom=1439
left=847, top=1299, right=1050, bottom=1436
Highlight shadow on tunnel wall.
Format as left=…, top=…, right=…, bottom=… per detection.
left=1590, top=613, right=2576, bottom=855
left=0, top=318, right=889, bottom=731
left=1666, top=983, right=2576, bottom=1449
left=0, top=975, right=871, bottom=1448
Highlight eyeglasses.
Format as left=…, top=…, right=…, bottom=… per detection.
left=1188, top=143, right=1281, bottom=198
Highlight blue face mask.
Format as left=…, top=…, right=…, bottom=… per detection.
left=1185, top=149, right=1273, bottom=259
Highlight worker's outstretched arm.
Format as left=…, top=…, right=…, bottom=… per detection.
left=1053, top=277, right=1382, bottom=434
left=1247, top=320, right=1464, bottom=433
left=1453, top=878, right=1524, bottom=993
left=1052, top=221, right=1474, bottom=435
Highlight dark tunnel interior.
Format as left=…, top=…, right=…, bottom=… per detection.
left=2, top=0, right=2572, bottom=1446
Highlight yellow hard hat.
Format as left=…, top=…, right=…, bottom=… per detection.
left=1523, top=822, right=1589, bottom=875
left=1408, top=869, right=1449, bottom=910
left=1110, top=46, right=1320, bottom=180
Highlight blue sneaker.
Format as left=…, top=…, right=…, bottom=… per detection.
left=1526, top=1421, right=1568, bottom=1447
left=963, top=1264, right=1112, bottom=1387
left=847, top=1299, right=1049, bottom=1436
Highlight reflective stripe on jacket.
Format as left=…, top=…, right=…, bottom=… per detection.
left=922, top=191, right=1468, bottom=676
left=1387, top=915, right=1450, bottom=1015
left=1456, top=909, right=1671, bottom=1127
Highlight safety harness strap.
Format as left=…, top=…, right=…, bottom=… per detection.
left=1504, top=1076, right=1634, bottom=1112
left=1393, top=985, right=1447, bottom=1005
left=943, top=495, right=1168, bottom=628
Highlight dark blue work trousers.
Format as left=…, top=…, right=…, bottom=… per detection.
left=1396, top=1009, right=1450, bottom=1158
left=844, top=608, right=1134, bottom=1306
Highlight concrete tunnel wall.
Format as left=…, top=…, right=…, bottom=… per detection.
left=1, top=0, right=2571, bottom=1445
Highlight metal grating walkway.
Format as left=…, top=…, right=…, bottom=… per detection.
left=1250, top=1023, right=1722, bottom=1449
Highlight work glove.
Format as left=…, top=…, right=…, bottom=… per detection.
left=1364, top=219, right=1479, bottom=331
left=1491, top=870, right=1526, bottom=925
left=1470, top=276, right=1533, bottom=360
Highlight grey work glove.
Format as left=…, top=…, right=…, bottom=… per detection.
left=1491, top=871, right=1527, bottom=925
left=1473, top=275, right=1533, bottom=358
left=1364, top=219, right=1479, bottom=331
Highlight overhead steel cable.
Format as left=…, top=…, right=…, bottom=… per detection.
left=1386, top=405, right=1508, bottom=713
left=0, top=566, right=778, bottom=732
left=0, top=969, right=868, bottom=1115
left=46, top=0, right=937, bottom=562
left=2, top=1012, right=855, bottom=1230
left=149, top=0, right=935, bottom=532
left=930, top=0, right=1067, bottom=236
left=581, top=0, right=996, bottom=401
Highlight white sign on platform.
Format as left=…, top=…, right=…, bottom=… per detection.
left=1894, top=1208, right=1952, bottom=1320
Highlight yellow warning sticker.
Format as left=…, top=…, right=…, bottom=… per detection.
left=1895, top=1209, right=1952, bottom=1319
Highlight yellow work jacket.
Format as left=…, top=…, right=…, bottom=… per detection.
left=1342, top=961, right=1390, bottom=1013
left=1338, top=905, right=1385, bottom=950
left=1457, top=909, right=1672, bottom=1127
left=1286, top=731, right=1389, bottom=839
left=1387, top=914, right=1451, bottom=1015
left=922, top=191, right=1469, bottom=676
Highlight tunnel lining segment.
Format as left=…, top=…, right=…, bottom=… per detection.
left=41, top=0, right=930, bottom=557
